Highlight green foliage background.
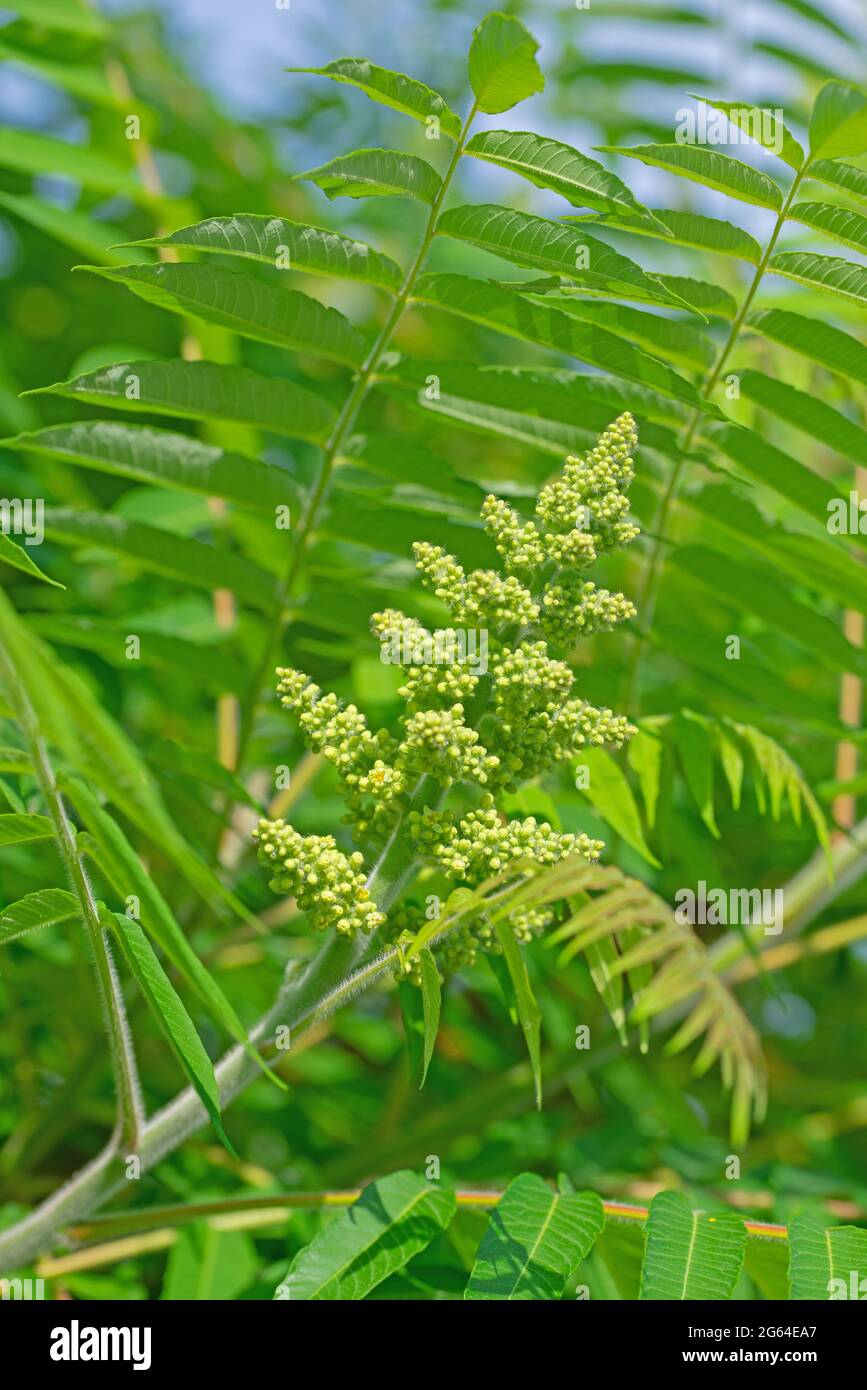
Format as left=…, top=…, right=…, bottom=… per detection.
left=0, top=0, right=866, bottom=1300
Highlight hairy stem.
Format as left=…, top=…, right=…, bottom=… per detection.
left=234, top=102, right=480, bottom=772
left=621, top=161, right=808, bottom=715
left=0, top=646, right=143, bottom=1156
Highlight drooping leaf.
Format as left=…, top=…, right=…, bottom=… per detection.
left=465, top=1175, right=604, bottom=1300
left=126, top=214, right=402, bottom=290
left=596, top=143, right=783, bottom=210
left=639, top=1191, right=746, bottom=1299
left=464, top=129, right=647, bottom=217
left=68, top=778, right=260, bottom=1058
left=0, top=888, right=79, bottom=945
left=493, top=919, right=543, bottom=1108
left=467, top=12, right=544, bottom=114
left=276, top=1171, right=456, bottom=1300
left=80, top=263, right=366, bottom=366
left=788, top=1211, right=867, bottom=1299
left=2, top=421, right=297, bottom=513
left=577, top=747, right=661, bottom=866
left=297, top=148, right=441, bottom=204
left=397, top=947, right=441, bottom=1089
left=628, top=725, right=665, bottom=828
left=673, top=711, right=719, bottom=837
left=287, top=58, right=461, bottom=138
left=28, top=360, right=336, bottom=442
left=105, top=909, right=232, bottom=1151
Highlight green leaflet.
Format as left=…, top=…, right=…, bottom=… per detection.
left=0, top=592, right=259, bottom=928
left=411, top=273, right=716, bottom=411
left=747, top=306, right=867, bottom=388
left=465, top=1175, right=604, bottom=1299
left=464, top=129, right=647, bottom=218
left=670, top=546, right=867, bottom=679
left=788, top=1211, right=867, bottom=1299
left=0, top=888, right=79, bottom=944
left=537, top=297, right=715, bottom=372
left=627, top=726, right=665, bottom=828
left=0, top=530, right=62, bottom=588
left=673, top=711, right=719, bottom=838
left=275, top=1171, right=456, bottom=1300
left=808, top=81, right=867, bottom=161
left=564, top=207, right=762, bottom=262
left=104, top=909, right=232, bottom=1152
left=789, top=200, right=867, bottom=256
left=126, top=214, right=402, bottom=291
left=709, top=421, right=867, bottom=542
left=467, top=11, right=544, bottom=114
left=768, top=250, right=867, bottom=307
left=381, top=360, right=686, bottom=459
left=288, top=58, right=461, bottom=138
left=578, top=746, right=661, bottom=866
left=807, top=158, right=867, bottom=202
left=80, top=263, right=366, bottom=366
left=639, top=1191, right=746, bottom=1299
left=494, top=919, right=543, bottom=1108
left=436, top=203, right=691, bottom=310
left=688, top=94, right=804, bottom=169
left=297, top=148, right=441, bottom=204
left=0, top=41, right=116, bottom=108
left=28, top=616, right=245, bottom=695
left=0, top=129, right=149, bottom=203
left=27, top=359, right=336, bottom=442
left=0, top=813, right=54, bottom=845
left=67, top=778, right=268, bottom=1071
left=161, top=1226, right=258, bottom=1301
left=2, top=420, right=298, bottom=513
left=737, top=368, right=867, bottom=466
left=596, top=142, right=784, bottom=210
left=41, top=507, right=278, bottom=612
left=0, top=192, right=147, bottom=266
left=2, top=0, right=107, bottom=34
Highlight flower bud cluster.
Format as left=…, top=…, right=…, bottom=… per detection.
left=252, top=819, right=384, bottom=935
left=257, top=416, right=640, bottom=965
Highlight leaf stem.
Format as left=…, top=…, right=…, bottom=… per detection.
left=621, top=161, right=809, bottom=716
left=0, top=645, right=143, bottom=1155
left=234, top=102, right=480, bottom=772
